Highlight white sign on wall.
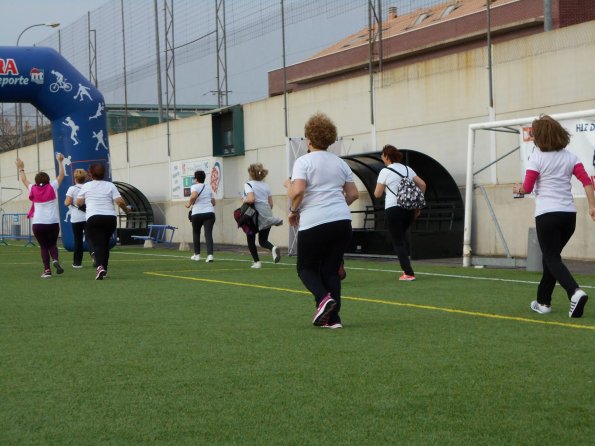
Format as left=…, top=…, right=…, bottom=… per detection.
left=519, top=118, right=595, bottom=197
left=171, top=157, right=224, bottom=200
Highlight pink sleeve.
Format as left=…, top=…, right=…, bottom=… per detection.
left=573, top=163, right=592, bottom=186
left=522, top=169, right=539, bottom=193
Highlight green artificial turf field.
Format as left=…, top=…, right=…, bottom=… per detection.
left=1, top=243, right=593, bottom=445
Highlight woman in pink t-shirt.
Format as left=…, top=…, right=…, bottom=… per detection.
left=16, top=153, right=65, bottom=278
left=514, top=115, right=595, bottom=318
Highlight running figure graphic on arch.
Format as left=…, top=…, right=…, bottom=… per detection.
left=93, top=129, right=108, bottom=151
left=61, top=154, right=72, bottom=176
left=89, top=102, right=104, bottom=120
left=62, top=116, right=80, bottom=145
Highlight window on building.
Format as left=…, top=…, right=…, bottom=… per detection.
left=440, top=4, right=459, bottom=19
left=414, top=12, right=430, bottom=26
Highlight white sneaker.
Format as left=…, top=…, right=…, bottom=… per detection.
left=206, top=255, right=214, bottom=263
left=190, top=254, right=201, bottom=261
left=530, top=300, right=552, bottom=314
left=569, top=289, right=588, bottom=318
left=272, top=246, right=281, bottom=263
left=251, top=261, right=262, bottom=269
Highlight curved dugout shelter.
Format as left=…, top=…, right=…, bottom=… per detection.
left=342, top=150, right=463, bottom=259
left=114, top=181, right=154, bottom=245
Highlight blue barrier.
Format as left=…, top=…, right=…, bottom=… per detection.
left=0, top=213, right=35, bottom=246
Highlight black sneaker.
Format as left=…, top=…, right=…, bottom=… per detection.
left=53, top=260, right=64, bottom=275
left=41, top=270, right=52, bottom=278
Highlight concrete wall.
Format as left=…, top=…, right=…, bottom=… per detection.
left=1, top=22, right=594, bottom=260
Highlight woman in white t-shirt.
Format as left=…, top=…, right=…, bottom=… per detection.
left=64, top=169, right=91, bottom=268
left=242, top=163, right=283, bottom=269
left=514, top=115, right=595, bottom=318
left=16, top=152, right=66, bottom=278
left=76, top=163, right=129, bottom=280
left=287, top=113, right=359, bottom=328
left=186, top=170, right=216, bottom=262
left=374, top=144, right=426, bottom=281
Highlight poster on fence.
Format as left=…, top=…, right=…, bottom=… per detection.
left=520, top=117, right=595, bottom=197
left=171, top=157, right=224, bottom=200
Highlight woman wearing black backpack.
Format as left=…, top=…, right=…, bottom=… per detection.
left=374, top=144, right=426, bottom=281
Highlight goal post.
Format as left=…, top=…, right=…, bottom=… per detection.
left=463, top=108, right=595, bottom=267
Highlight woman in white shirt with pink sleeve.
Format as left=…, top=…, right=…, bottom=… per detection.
left=513, top=114, right=595, bottom=318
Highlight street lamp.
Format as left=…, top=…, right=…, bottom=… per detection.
left=16, top=22, right=60, bottom=151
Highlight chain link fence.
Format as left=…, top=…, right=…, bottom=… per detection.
left=0, top=0, right=462, bottom=151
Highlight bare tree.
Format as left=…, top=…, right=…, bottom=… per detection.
left=0, top=115, right=19, bottom=153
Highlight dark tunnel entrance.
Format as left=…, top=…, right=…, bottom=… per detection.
left=342, top=150, right=464, bottom=259
left=114, top=181, right=154, bottom=245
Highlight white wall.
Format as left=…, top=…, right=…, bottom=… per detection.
left=2, top=22, right=594, bottom=260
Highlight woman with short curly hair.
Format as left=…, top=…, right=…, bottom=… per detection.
left=287, top=113, right=359, bottom=328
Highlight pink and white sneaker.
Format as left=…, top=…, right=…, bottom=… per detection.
left=95, top=266, right=107, bottom=280
left=312, top=293, right=336, bottom=326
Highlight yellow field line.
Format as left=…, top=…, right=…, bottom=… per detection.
left=145, top=271, right=595, bottom=332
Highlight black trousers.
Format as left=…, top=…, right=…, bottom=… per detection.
left=297, top=219, right=352, bottom=324
left=86, top=215, right=117, bottom=271
left=385, top=206, right=415, bottom=276
left=191, top=212, right=216, bottom=255
left=246, top=227, right=273, bottom=262
left=535, top=212, right=578, bottom=305
left=70, top=221, right=89, bottom=266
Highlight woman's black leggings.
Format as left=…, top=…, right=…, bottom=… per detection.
left=296, top=219, right=352, bottom=323
left=535, top=211, right=578, bottom=305
left=71, top=221, right=89, bottom=266
left=385, top=206, right=415, bottom=276
left=86, top=215, right=117, bottom=270
left=247, top=227, right=273, bottom=262
left=191, top=212, right=216, bottom=255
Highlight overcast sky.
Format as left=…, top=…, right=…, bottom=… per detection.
left=0, top=0, right=108, bottom=46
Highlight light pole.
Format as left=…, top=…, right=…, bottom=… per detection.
left=16, top=22, right=59, bottom=151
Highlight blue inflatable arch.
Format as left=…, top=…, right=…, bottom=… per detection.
left=0, top=46, right=111, bottom=251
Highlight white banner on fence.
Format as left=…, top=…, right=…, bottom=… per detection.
left=171, top=157, right=224, bottom=200
left=520, top=118, right=595, bottom=197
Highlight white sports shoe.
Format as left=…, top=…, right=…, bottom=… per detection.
left=272, top=246, right=281, bottom=263
left=251, top=261, right=262, bottom=269
left=569, top=289, right=588, bottom=318
left=530, top=300, right=552, bottom=314
left=206, top=255, right=214, bottom=263
left=190, top=254, right=201, bottom=261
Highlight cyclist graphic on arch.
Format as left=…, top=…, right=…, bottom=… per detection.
left=49, top=70, right=73, bottom=93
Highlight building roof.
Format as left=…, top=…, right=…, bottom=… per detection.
left=268, top=0, right=593, bottom=96
left=310, top=0, right=518, bottom=59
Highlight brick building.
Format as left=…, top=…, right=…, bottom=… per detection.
left=268, top=0, right=595, bottom=96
